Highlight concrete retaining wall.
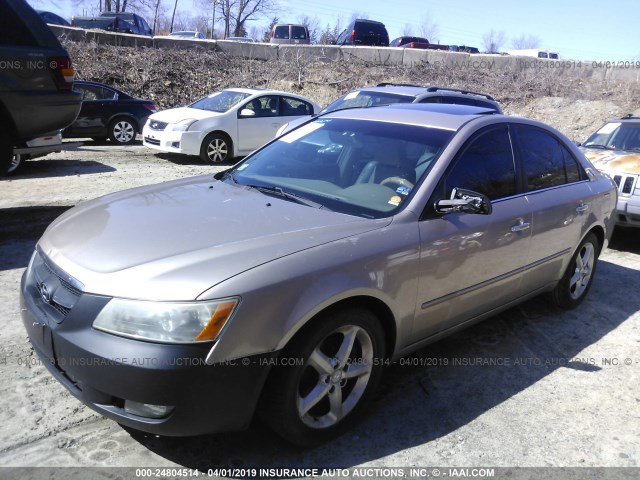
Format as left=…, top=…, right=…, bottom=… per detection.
left=50, top=25, right=640, bottom=84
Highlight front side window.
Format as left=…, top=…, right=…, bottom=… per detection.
left=515, top=124, right=584, bottom=191
left=444, top=125, right=516, bottom=200
left=190, top=91, right=251, bottom=113
left=241, top=95, right=279, bottom=117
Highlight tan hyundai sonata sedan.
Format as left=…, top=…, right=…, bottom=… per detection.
left=21, top=103, right=617, bottom=445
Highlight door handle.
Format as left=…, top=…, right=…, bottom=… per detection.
left=511, top=220, right=531, bottom=232
left=576, top=202, right=589, bottom=214
left=272, top=123, right=283, bottom=128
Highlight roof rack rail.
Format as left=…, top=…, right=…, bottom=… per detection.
left=376, top=82, right=426, bottom=88
left=622, top=113, right=640, bottom=119
left=425, top=86, right=495, bottom=101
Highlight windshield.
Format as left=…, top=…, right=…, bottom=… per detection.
left=190, top=91, right=251, bottom=113
left=319, top=91, right=415, bottom=114
left=584, top=122, right=640, bottom=151
left=224, top=118, right=453, bottom=218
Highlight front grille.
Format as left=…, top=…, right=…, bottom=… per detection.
left=144, top=137, right=160, bottom=146
left=612, top=173, right=637, bottom=195
left=31, top=252, right=83, bottom=321
left=148, top=120, right=168, bottom=131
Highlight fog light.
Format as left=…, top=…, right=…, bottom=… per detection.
left=171, top=141, right=180, bottom=148
left=124, top=400, right=174, bottom=419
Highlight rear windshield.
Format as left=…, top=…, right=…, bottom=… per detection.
left=0, top=3, right=39, bottom=46
left=274, top=26, right=289, bottom=39
left=291, top=26, right=307, bottom=39
left=320, top=91, right=414, bottom=114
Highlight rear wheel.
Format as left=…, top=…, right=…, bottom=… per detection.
left=6, top=153, right=23, bottom=175
left=200, top=133, right=230, bottom=163
left=0, top=129, right=14, bottom=177
left=108, top=117, right=137, bottom=145
left=551, top=232, right=600, bottom=309
left=260, top=308, right=386, bottom=446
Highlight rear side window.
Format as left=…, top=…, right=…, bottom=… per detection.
left=444, top=125, right=516, bottom=200
left=0, top=4, right=39, bottom=46
left=515, top=124, right=585, bottom=191
left=280, top=97, right=313, bottom=116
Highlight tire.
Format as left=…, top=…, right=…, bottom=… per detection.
left=0, top=129, right=13, bottom=177
left=260, top=307, right=386, bottom=446
left=551, top=232, right=600, bottom=309
left=108, top=117, right=137, bottom=145
left=5, top=153, right=23, bottom=175
left=200, top=133, right=230, bottom=163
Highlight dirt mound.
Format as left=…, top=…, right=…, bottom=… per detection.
left=63, top=40, right=640, bottom=142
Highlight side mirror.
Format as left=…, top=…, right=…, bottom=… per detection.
left=435, top=188, right=492, bottom=215
left=239, top=109, right=256, bottom=117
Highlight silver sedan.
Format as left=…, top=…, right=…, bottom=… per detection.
left=21, top=103, right=617, bottom=445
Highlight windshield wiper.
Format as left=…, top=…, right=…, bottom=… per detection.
left=244, top=185, right=328, bottom=210
left=584, top=144, right=615, bottom=150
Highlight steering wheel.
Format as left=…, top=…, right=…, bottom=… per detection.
left=380, top=176, right=414, bottom=189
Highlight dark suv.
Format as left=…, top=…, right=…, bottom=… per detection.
left=277, top=83, right=502, bottom=136
left=335, top=19, right=389, bottom=47
left=0, top=0, right=81, bottom=176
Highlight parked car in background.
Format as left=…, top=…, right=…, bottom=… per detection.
left=0, top=0, right=81, bottom=177
left=63, top=80, right=157, bottom=145
left=70, top=12, right=153, bottom=36
left=335, top=19, right=389, bottom=46
left=277, top=83, right=502, bottom=136
left=168, top=31, right=205, bottom=39
left=142, top=88, right=320, bottom=163
left=224, top=36, right=254, bottom=42
left=21, top=103, right=616, bottom=446
left=36, top=9, right=70, bottom=26
left=390, top=36, right=449, bottom=51
left=580, top=115, right=640, bottom=227
left=269, top=24, right=310, bottom=45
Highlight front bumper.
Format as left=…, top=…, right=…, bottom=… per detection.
left=610, top=172, right=640, bottom=227
left=20, top=266, right=275, bottom=437
left=142, top=126, right=202, bottom=156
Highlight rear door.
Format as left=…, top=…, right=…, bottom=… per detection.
left=512, top=123, right=596, bottom=291
left=68, top=84, right=116, bottom=137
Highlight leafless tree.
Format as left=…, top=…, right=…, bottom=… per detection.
left=483, top=29, right=506, bottom=53
left=418, top=12, right=439, bottom=43
left=297, top=14, right=320, bottom=43
left=511, top=34, right=541, bottom=50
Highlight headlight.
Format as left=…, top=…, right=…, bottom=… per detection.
left=169, top=119, right=197, bottom=132
left=93, top=297, right=239, bottom=344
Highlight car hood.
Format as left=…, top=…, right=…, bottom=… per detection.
left=38, top=176, right=389, bottom=301
left=149, top=107, right=220, bottom=123
left=581, top=147, right=640, bottom=175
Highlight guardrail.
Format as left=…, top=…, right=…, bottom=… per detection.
left=50, top=25, right=640, bottom=83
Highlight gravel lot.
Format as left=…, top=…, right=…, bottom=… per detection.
left=0, top=141, right=639, bottom=476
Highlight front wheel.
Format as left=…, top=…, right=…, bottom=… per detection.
left=551, top=232, right=600, bottom=309
left=200, top=133, right=230, bottom=163
left=260, top=308, right=386, bottom=446
left=109, top=117, right=137, bottom=145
